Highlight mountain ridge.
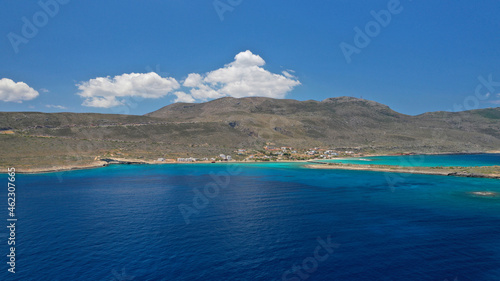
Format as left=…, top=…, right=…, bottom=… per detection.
left=1, top=96, right=499, bottom=169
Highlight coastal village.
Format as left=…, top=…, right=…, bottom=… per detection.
left=160, top=143, right=363, bottom=163
left=97, top=143, right=365, bottom=164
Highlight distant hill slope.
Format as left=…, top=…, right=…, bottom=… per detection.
left=1, top=96, right=499, bottom=169
left=147, top=96, right=500, bottom=151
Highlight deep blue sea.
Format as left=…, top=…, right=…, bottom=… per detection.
left=2, top=157, right=500, bottom=280
left=323, top=153, right=500, bottom=167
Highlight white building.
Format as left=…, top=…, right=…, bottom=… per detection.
left=177, top=157, right=196, bottom=162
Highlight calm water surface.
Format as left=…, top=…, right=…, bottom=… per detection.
left=1, top=160, right=500, bottom=280
left=324, top=153, right=500, bottom=167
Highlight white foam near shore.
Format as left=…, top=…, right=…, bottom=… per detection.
left=469, top=191, right=498, bottom=197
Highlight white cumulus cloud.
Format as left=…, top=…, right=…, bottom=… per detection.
left=75, top=51, right=300, bottom=107
left=46, top=104, right=67, bottom=109
left=282, top=70, right=296, bottom=79
left=173, top=91, right=196, bottom=103
left=0, top=78, right=39, bottom=103
left=77, top=72, right=180, bottom=108
left=181, top=50, right=300, bottom=102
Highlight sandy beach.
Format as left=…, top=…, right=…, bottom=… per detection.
left=304, top=163, right=500, bottom=179
left=8, top=151, right=500, bottom=175
left=12, top=159, right=310, bottom=174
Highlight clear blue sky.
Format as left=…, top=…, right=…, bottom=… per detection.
left=1, top=0, right=499, bottom=115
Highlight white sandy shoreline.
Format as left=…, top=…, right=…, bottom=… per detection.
left=8, top=151, right=500, bottom=175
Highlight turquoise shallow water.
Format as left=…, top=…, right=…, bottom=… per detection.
left=1, top=160, right=500, bottom=280
left=323, top=153, right=500, bottom=167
